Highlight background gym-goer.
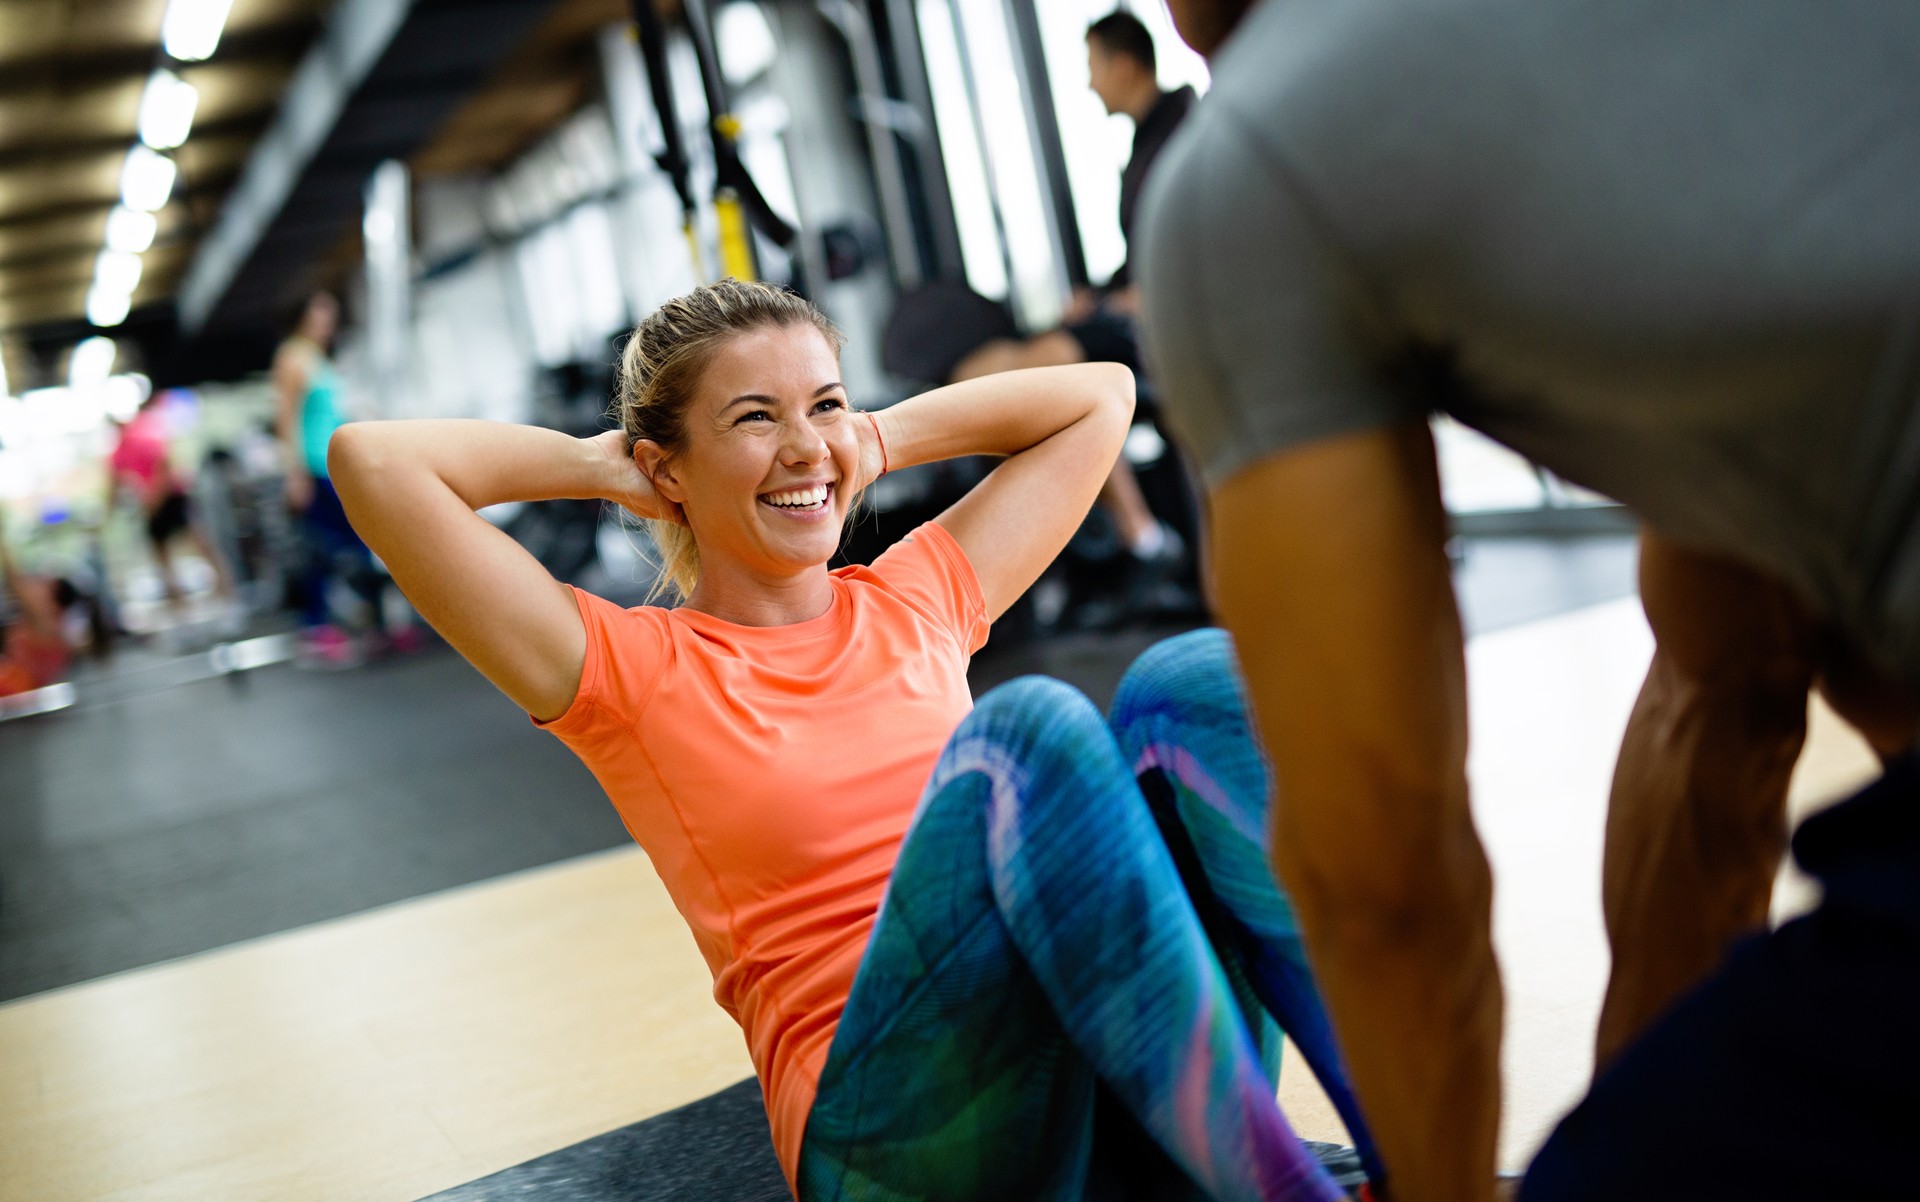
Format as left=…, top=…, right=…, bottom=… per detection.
left=274, top=292, right=413, bottom=665
left=1052, top=10, right=1203, bottom=582
left=882, top=280, right=1201, bottom=626
left=1139, top=2, right=1920, bottom=1199
left=0, top=537, right=103, bottom=697
left=106, top=390, right=238, bottom=625
left=1075, top=9, right=1197, bottom=322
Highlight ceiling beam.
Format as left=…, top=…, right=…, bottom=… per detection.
left=0, top=176, right=241, bottom=230
left=0, top=198, right=129, bottom=230
left=0, top=23, right=317, bottom=100
left=0, top=240, right=106, bottom=274
left=0, top=114, right=271, bottom=172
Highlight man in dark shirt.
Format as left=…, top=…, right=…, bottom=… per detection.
left=1081, top=9, right=1198, bottom=313
left=1050, top=11, right=1203, bottom=580
left=1138, top=1, right=1920, bottom=1199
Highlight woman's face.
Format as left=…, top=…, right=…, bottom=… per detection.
left=648, top=323, right=859, bottom=585
left=303, top=294, right=338, bottom=345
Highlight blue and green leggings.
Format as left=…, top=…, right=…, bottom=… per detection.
left=798, top=630, right=1382, bottom=1201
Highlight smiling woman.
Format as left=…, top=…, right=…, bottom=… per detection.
left=327, top=279, right=1366, bottom=1202
left=610, top=281, right=859, bottom=612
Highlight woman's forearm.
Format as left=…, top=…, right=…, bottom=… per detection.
left=328, top=419, right=621, bottom=512
left=873, top=363, right=1132, bottom=473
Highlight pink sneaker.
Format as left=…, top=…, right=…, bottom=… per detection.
left=297, top=625, right=363, bottom=669
left=381, top=626, right=427, bottom=656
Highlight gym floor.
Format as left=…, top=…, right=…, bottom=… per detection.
left=1, top=534, right=1880, bottom=1200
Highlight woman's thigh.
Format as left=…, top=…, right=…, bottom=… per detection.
left=1111, top=629, right=1381, bottom=1186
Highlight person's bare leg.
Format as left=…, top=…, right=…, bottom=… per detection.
left=187, top=525, right=237, bottom=600
left=151, top=537, right=185, bottom=611
left=1101, top=457, right=1159, bottom=550
left=1216, top=427, right=1500, bottom=1202
left=1594, top=532, right=1818, bottom=1071
left=947, top=331, right=1086, bottom=384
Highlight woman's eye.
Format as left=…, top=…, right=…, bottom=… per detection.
left=814, top=398, right=846, bottom=414
left=737, top=410, right=771, bottom=424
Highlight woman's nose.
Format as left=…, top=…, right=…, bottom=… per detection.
left=780, top=418, right=829, bottom=464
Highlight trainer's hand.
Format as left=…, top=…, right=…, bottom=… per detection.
left=590, top=430, right=680, bottom=524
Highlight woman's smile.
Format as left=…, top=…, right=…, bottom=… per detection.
left=758, top=480, right=835, bottom=516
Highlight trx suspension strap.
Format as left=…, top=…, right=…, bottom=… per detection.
left=627, top=0, right=703, bottom=276
left=681, top=0, right=801, bottom=284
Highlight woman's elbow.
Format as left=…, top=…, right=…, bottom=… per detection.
left=1091, top=362, right=1135, bottom=425
left=325, top=423, right=378, bottom=484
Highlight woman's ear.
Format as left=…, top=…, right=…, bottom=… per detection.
left=633, top=439, right=687, bottom=505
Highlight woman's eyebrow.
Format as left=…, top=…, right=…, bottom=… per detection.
left=721, top=383, right=845, bottom=410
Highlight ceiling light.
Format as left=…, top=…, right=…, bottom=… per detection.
left=95, top=250, right=144, bottom=298
left=105, top=206, right=158, bottom=254
left=69, top=337, right=119, bottom=390
left=161, top=0, right=234, bottom=62
left=120, top=145, right=177, bottom=212
left=87, top=288, right=132, bottom=329
left=138, top=69, right=199, bottom=150
left=103, top=374, right=152, bottom=423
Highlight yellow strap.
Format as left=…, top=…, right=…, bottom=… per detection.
left=715, top=189, right=756, bottom=281
left=681, top=221, right=706, bottom=282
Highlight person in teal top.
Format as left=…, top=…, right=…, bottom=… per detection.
left=297, top=356, right=344, bottom=479
left=274, top=291, right=414, bottom=664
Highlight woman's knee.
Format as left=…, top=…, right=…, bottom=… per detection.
left=934, top=676, right=1120, bottom=803
left=1111, top=629, right=1255, bottom=751
left=1111, top=629, right=1240, bottom=723
left=1110, top=629, right=1270, bottom=811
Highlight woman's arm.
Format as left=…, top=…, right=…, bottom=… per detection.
left=272, top=345, right=314, bottom=512
left=328, top=421, right=668, bottom=720
left=870, top=362, right=1133, bottom=620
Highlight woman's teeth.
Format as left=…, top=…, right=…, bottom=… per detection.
left=761, top=484, right=830, bottom=509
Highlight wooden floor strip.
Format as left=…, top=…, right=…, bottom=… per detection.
left=1, top=847, right=752, bottom=1202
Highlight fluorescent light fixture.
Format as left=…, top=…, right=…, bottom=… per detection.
left=69, top=337, right=118, bottom=390
left=87, top=288, right=132, bottom=329
left=94, top=250, right=144, bottom=297
left=138, top=69, right=199, bottom=150
left=103, top=373, right=152, bottom=422
left=120, top=145, right=177, bottom=212
left=105, top=205, right=158, bottom=254
left=161, top=0, right=234, bottom=62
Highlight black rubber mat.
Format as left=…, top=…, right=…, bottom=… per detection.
left=413, top=1077, right=1370, bottom=1202
left=416, top=1078, right=787, bottom=1201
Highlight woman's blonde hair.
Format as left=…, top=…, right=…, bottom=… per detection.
left=615, top=278, right=846, bottom=601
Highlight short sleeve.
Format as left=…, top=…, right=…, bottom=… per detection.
left=864, top=522, right=990, bottom=655
left=1136, top=105, right=1420, bottom=489
left=532, top=587, right=671, bottom=740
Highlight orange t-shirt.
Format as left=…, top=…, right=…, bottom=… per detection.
left=536, top=522, right=989, bottom=1192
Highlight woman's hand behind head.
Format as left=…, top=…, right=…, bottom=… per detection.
left=589, top=430, right=682, bottom=524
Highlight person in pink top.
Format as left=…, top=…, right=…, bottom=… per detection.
left=105, top=391, right=236, bottom=618
left=330, top=280, right=1374, bottom=1202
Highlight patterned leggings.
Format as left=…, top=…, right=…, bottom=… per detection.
left=798, top=630, right=1381, bottom=1201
